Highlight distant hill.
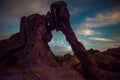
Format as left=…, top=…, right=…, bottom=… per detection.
left=103, top=47, right=120, bottom=57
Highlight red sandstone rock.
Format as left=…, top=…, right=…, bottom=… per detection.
left=103, top=47, right=120, bottom=57
left=0, top=1, right=120, bottom=80
left=50, top=1, right=96, bottom=79
left=50, top=1, right=90, bottom=66
left=0, top=1, right=94, bottom=79
left=0, top=14, right=58, bottom=67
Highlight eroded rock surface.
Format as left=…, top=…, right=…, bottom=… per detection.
left=0, top=14, right=58, bottom=68
left=1, top=1, right=120, bottom=80
left=0, top=1, right=90, bottom=72
left=0, top=1, right=87, bottom=80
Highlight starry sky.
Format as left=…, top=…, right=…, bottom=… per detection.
left=0, top=0, right=120, bottom=55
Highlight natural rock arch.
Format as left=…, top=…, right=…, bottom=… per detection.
left=0, top=1, right=96, bottom=79
left=17, top=1, right=90, bottom=67
left=47, top=1, right=92, bottom=72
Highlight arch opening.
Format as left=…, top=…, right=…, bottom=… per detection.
left=48, top=31, right=73, bottom=56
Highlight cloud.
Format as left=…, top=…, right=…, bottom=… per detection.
left=75, top=29, right=100, bottom=36
left=89, top=37, right=112, bottom=41
left=0, top=16, right=19, bottom=24
left=0, top=0, right=53, bottom=25
left=0, top=32, right=12, bottom=40
left=48, top=31, right=73, bottom=55
left=52, top=45, right=71, bottom=51
left=70, top=8, right=80, bottom=15
left=112, top=34, right=120, bottom=41
left=80, top=40, right=88, bottom=46
left=0, top=0, right=52, bottom=18
left=100, top=43, right=120, bottom=51
left=75, top=18, right=101, bottom=36
left=80, top=9, right=120, bottom=28
left=50, top=45, right=72, bottom=55
left=49, top=38, right=72, bottom=53
left=75, top=8, right=120, bottom=36
left=69, top=7, right=88, bottom=15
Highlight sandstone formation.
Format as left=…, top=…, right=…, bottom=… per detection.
left=1, top=1, right=120, bottom=80
left=50, top=2, right=94, bottom=79
left=0, top=1, right=89, bottom=80
left=0, top=14, right=58, bottom=68
left=56, top=53, right=80, bottom=67
left=86, top=48, right=120, bottom=80
left=0, top=0, right=91, bottom=75
left=56, top=48, right=120, bottom=80
left=50, top=1, right=90, bottom=65
left=103, top=47, right=120, bottom=57
left=86, top=48, right=120, bottom=72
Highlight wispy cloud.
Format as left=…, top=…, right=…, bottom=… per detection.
left=0, top=0, right=53, bottom=24
left=52, top=45, right=71, bottom=51
left=112, top=34, right=120, bottom=41
left=0, top=0, right=52, bottom=18
left=70, top=7, right=89, bottom=15
left=75, top=8, right=120, bottom=36
left=80, top=40, right=88, bottom=46
left=100, top=43, right=120, bottom=51
left=50, top=45, right=72, bottom=55
left=0, top=32, right=12, bottom=40
left=70, top=8, right=80, bottom=15
left=75, top=29, right=100, bottom=36
left=89, top=37, right=112, bottom=41
left=80, top=9, right=120, bottom=28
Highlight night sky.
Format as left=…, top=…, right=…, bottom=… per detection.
left=0, top=0, right=120, bottom=55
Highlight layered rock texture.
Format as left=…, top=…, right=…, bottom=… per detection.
left=56, top=47, right=120, bottom=80
left=0, top=1, right=120, bottom=80
left=0, top=14, right=58, bottom=68
left=0, top=1, right=87, bottom=80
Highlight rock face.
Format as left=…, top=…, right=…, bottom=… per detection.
left=55, top=48, right=120, bottom=80
left=86, top=48, right=120, bottom=79
left=50, top=1, right=90, bottom=66
left=0, top=1, right=89, bottom=80
left=0, top=1, right=90, bottom=71
left=103, top=47, right=120, bottom=57
left=0, top=14, right=58, bottom=68
left=56, top=53, right=80, bottom=67
left=1, top=1, right=120, bottom=80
